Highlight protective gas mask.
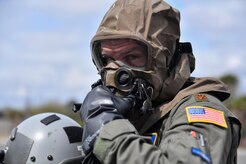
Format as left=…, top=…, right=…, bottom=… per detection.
left=92, top=40, right=156, bottom=113
left=91, top=39, right=195, bottom=109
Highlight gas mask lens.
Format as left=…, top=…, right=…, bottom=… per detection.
left=100, top=39, right=148, bottom=69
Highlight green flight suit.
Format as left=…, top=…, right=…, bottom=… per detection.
left=92, top=78, right=241, bottom=164
left=81, top=0, right=242, bottom=163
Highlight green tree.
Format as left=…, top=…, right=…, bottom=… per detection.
left=220, top=74, right=239, bottom=98
left=232, top=96, right=246, bottom=110
left=220, top=74, right=239, bottom=109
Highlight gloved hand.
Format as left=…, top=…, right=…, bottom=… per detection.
left=80, top=85, right=135, bottom=155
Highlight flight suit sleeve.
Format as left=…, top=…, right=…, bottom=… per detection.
left=93, top=119, right=172, bottom=164
left=93, top=96, right=240, bottom=164
left=159, top=100, right=240, bottom=164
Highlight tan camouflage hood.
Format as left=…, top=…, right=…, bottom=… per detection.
left=91, top=0, right=195, bottom=104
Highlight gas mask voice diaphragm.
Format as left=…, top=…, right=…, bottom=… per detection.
left=99, top=60, right=153, bottom=113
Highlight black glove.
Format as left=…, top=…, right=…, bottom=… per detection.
left=0, top=150, right=5, bottom=164
left=80, top=85, right=135, bottom=155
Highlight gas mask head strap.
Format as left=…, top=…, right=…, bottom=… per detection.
left=168, top=41, right=193, bottom=72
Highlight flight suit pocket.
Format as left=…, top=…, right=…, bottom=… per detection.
left=161, top=130, right=211, bottom=164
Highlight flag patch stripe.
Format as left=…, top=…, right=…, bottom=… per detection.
left=186, top=106, right=228, bottom=128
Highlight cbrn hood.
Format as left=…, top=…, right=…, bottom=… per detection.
left=91, top=0, right=195, bottom=104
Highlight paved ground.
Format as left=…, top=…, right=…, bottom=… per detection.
left=238, top=148, right=246, bottom=164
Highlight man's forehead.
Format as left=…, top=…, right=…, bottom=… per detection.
left=100, top=39, right=143, bottom=49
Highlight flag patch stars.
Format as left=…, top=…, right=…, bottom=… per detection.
left=185, top=106, right=228, bottom=128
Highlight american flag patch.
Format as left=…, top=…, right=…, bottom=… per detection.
left=186, top=106, right=228, bottom=128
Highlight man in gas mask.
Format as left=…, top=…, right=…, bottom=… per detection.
left=79, top=0, right=241, bottom=163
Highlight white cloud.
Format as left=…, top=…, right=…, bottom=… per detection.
left=183, top=1, right=245, bottom=25
left=64, top=66, right=98, bottom=89
left=226, top=56, right=242, bottom=70
left=193, top=47, right=246, bottom=76
left=0, top=27, right=91, bottom=65
left=16, top=87, right=28, bottom=97
left=179, top=0, right=246, bottom=95
left=182, top=0, right=246, bottom=40
left=15, top=31, right=83, bottom=48
left=0, top=41, right=15, bottom=57
left=1, top=0, right=246, bottom=108
left=20, top=0, right=115, bottom=16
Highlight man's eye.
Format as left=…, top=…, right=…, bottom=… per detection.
left=125, top=55, right=138, bottom=61
left=101, top=55, right=108, bottom=65
left=123, top=55, right=143, bottom=67
left=122, top=53, right=147, bottom=67
left=101, top=55, right=114, bottom=65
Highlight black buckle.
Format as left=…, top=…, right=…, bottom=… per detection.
left=179, top=42, right=192, bottom=53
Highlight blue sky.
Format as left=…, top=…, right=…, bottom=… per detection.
left=0, top=0, right=246, bottom=109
